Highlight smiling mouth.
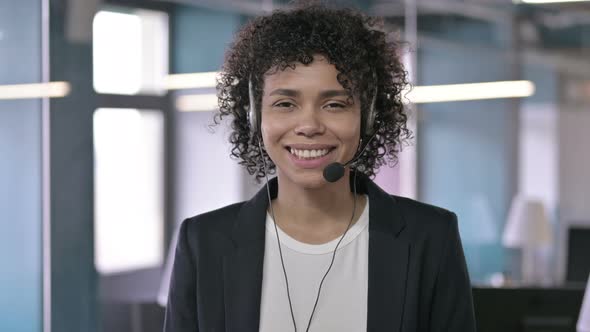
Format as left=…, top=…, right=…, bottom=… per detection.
left=286, top=147, right=336, bottom=160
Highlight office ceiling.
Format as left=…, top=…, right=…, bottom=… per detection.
left=156, top=0, right=590, bottom=51
left=158, top=0, right=590, bottom=17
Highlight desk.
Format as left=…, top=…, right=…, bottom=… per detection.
left=99, top=268, right=165, bottom=332
left=473, top=285, right=585, bottom=332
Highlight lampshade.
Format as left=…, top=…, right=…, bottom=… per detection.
left=502, top=195, right=553, bottom=248
left=578, top=273, right=590, bottom=332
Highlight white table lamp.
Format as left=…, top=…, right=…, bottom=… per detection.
left=502, top=195, right=553, bottom=284
left=503, top=196, right=552, bottom=248
left=578, top=273, right=590, bottom=332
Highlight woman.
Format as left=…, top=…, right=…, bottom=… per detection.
left=164, top=3, right=476, bottom=332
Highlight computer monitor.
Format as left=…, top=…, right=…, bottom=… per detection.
left=567, top=226, right=590, bottom=284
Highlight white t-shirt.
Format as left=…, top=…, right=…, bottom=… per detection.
left=259, top=198, right=369, bottom=332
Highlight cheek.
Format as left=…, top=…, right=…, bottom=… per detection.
left=328, top=117, right=361, bottom=141
left=260, top=116, right=288, bottom=147
left=328, top=119, right=361, bottom=156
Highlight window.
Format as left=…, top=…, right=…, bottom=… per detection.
left=93, top=108, right=165, bottom=274
left=92, top=5, right=169, bottom=275
left=93, top=9, right=168, bottom=95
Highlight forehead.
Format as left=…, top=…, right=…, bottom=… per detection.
left=263, top=56, right=344, bottom=93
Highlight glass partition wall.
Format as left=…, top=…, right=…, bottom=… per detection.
left=409, top=1, right=590, bottom=285
left=0, top=1, right=45, bottom=331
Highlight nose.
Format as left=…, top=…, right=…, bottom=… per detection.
left=294, top=107, right=325, bottom=138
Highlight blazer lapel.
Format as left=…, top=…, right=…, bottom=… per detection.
left=364, top=178, right=410, bottom=332
left=223, top=179, right=275, bottom=332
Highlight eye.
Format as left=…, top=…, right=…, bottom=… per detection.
left=272, top=101, right=296, bottom=110
left=324, top=102, right=347, bottom=111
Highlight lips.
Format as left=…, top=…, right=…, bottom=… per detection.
left=289, top=148, right=330, bottom=159
left=285, top=144, right=336, bottom=160
left=283, top=144, right=337, bottom=170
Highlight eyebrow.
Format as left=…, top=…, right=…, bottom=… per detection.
left=268, top=89, right=350, bottom=99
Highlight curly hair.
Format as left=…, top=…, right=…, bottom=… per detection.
left=214, top=1, right=412, bottom=180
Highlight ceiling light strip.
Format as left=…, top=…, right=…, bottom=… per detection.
left=175, top=80, right=535, bottom=111
left=176, top=93, right=218, bottom=112
left=405, top=80, right=535, bottom=104
left=0, top=82, right=71, bottom=100
left=516, top=0, right=590, bottom=4
left=165, top=72, right=218, bottom=90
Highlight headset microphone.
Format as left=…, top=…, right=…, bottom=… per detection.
left=323, top=158, right=355, bottom=183
left=322, top=131, right=377, bottom=183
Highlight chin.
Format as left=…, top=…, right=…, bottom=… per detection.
left=278, top=169, right=332, bottom=189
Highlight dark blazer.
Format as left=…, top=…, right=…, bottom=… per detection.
left=164, top=174, right=476, bottom=332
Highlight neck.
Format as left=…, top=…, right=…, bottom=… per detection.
left=272, top=170, right=359, bottom=228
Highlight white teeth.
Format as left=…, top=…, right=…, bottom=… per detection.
left=289, top=148, right=330, bottom=159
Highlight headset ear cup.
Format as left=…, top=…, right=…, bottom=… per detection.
left=248, top=78, right=258, bottom=135
left=365, top=86, right=377, bottom=136
left=363, top=71, right=378, bottom=137
left=248, top=107, right=258, bottom=136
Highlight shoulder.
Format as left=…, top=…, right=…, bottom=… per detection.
left=180, top=201, right=246, bottom=240
left=390, top=195, right=458, bottom=238
left=392, top=195, right=456, bottom=221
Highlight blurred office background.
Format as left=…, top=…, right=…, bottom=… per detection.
left=1, top=0, right=590, bottom=331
